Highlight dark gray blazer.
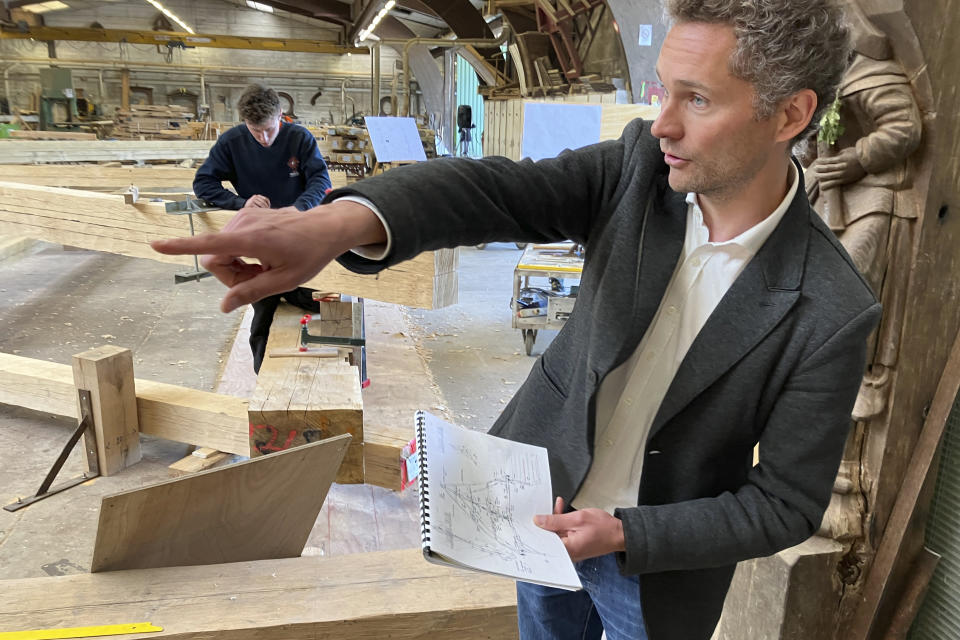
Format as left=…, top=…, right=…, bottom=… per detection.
left=334, top=120, right=880, bottom=640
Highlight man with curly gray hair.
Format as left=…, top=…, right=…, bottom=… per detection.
left=155, top=1, right=879, bottom=638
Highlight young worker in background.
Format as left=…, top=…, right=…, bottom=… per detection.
left=193, top=84, right=332, bottom=373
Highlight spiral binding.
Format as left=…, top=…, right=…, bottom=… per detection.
left=416, top=411, right=431, bottom=551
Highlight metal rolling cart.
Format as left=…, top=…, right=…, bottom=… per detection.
left=511, top=242, right=584, bottom=355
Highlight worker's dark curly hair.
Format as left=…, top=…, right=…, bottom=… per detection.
left=666, top=0, right=852, bottom=141
left=237, top=84, right=281, bottom=124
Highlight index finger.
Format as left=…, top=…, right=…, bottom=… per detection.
left=151, top=233, right=251, bottom=258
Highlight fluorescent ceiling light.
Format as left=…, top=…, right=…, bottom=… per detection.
left=246, top=0, right=274, bottom=12
left=357, top=0, right=395, bottom=42
left=143, top=0, right=195, bottom=34
left=23, top=1, right=69, bottom=13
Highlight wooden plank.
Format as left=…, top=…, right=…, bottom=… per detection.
left=0, top=140, right=214, bottom=163
left=848, top=328, right=960, bottom=640
left=0, top=352, right=251, bottom=456
left=8, top=129, right=97, bottom=140
left=0, top=181, right=458, bottom=309
left=168, top=450, right=230, bottom=476
left=0, top=165, right=198, bottom=189
left=250, top=303, right=364, bottom=484
left=599, top=104, right=662, bottom=141
left=72, top=345, right=142, bottom=476
left=882, top=547, right=940, bottom=640
left=0, top=549, right=518, bottom=639
left=90, top=434, right=351, bottom=572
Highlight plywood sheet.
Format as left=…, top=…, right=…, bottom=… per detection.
left=89, top=433, right=351, bottom=572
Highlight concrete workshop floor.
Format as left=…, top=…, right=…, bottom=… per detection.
left=0, top=239, right=552, bottom=579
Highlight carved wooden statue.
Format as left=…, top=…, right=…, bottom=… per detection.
left=804, top=0, right=923, bottom=422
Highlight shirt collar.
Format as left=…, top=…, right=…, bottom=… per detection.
left=684, top=161, right=799, bottom=257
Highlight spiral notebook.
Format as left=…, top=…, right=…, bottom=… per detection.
left=415, top=410, right=581, bottom=590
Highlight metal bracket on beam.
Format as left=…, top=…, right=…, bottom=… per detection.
left=165, top=198, right=219, bottom=284
left=4, top=389, right=100, bottom=512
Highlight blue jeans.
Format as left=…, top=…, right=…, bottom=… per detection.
left=516, top=552, right=648, bottom=640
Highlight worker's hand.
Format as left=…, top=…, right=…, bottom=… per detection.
left=813, top=147, right=867, bottom=190
left=534, top=497, right=626, bottom=563
left=150, top=200, right=387, bottom=313
left=245, top=194, right=271, bottom=208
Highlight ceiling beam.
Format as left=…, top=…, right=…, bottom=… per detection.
left=257, top=0, right=353, bottom=26
left=0, top=25, right=368, bottom=55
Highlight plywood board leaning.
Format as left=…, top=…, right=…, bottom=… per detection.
left=90, top=433, right=351, bottom=572
left=0, top=549, right=518, bottom=639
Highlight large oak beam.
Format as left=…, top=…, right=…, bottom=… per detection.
left=0, top=181, right=458, bottom=309
left=0, top=549, right=518, bottom=638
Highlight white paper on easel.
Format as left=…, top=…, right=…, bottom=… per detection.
left=365, top=116, right=428, bottom=163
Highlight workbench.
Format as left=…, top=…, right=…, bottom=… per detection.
left=511, top=242, right=583, bottom=355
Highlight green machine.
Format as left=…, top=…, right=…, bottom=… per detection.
left=39, top=67, right=79, bottom=131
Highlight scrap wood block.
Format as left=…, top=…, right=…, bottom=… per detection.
left=168, top=449, right=230, bottom=477
left=250, top=303, right=363, bottom=483
left=0, top=549, right=518, bottom=639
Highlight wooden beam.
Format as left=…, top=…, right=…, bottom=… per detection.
left=8, top=130, right=97, bottom=140
left=251, top=303, right=364, bottom=484
left=0, top=165, right=198, bottom=189
left=848, top=328, right=960, bottom=640
left=91, top=434, right=351, bottom=572
left=0, top=25, right=367, bottom=55
left=0, top=351, right=251, bottom=456
left=0, top=140, right=215, bottom=164
left=72, top=345, right=141, bottom=476
left=0, top=181, right=458, bottom=309
left=120, top=68, right=130, bottom=111
left=0, top=550, right=518, bottom=638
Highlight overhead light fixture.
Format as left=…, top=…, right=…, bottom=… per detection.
left=357, top=0, right=396, bottom=42
left=144, top=0, right=196, bottom=34
left=23, top=1, right=69, bottom=13
left=246, top=0, right=274, bottom=12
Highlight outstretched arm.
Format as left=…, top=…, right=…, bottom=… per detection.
left=150, top=199, right=386, bottom=312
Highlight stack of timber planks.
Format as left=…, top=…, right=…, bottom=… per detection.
left=113, top=104, right=198, bottom=140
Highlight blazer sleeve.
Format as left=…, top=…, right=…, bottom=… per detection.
left=330, top=120, right=651, bottom=274
left=615, top=301, right=881, bottom=575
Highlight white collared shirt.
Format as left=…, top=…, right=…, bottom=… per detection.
left=572, top=164, right=799, bottom=514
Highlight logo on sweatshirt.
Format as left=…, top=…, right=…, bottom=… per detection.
left=287, top=156, right=300, bottom=177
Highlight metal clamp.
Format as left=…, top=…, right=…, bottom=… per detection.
left=165, top=199, right=219, bottom=284
left=4, top=389, right=100, bottom=512
left=299, top=296, right=369, bottom=387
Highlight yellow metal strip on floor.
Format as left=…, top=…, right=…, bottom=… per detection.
left=516, top=264, right=583, bottom=273
left=0, top=623, right=163, bottom=640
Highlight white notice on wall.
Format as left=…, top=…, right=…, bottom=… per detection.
left=639, top=24, right=653, bottom=47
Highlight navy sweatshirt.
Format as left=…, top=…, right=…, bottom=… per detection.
left=193, top=122, right=332, bottom=211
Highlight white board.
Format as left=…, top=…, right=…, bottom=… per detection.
left=521, top=102, right=602, bottom=162
left=365, top=116, right=428, bottom=163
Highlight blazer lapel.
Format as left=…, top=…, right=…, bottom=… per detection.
left=649, top=182, right=810, bottom=438
left=631, top=184, right=687, bottom=346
